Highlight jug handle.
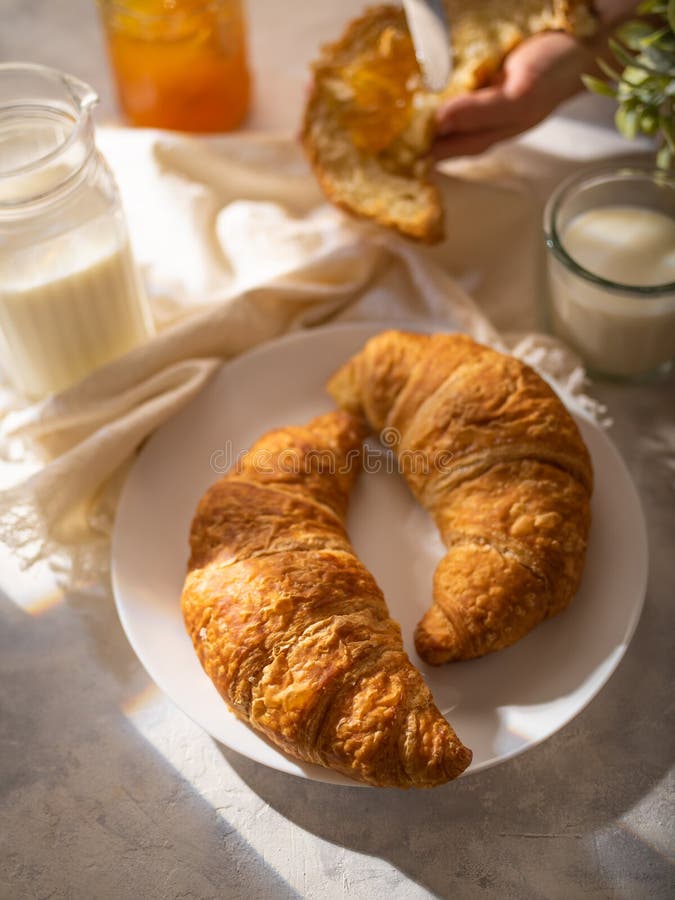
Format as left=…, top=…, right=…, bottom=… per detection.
left=63, top=73, right=99, bottom=112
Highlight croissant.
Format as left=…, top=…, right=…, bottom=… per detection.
left=180, top=410, right=472, bottom=787
left=327, top=331, right=593, bottom=664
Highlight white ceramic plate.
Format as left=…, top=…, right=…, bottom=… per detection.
left=111, top=322, right=648, bottom=785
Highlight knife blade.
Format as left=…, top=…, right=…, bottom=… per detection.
left=401, top=0, right=452, bottom=92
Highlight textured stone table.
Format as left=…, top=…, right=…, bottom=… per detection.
left=1, top=3, right=674, bottom=898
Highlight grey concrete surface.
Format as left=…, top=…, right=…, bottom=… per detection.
left=1, top=2, right=674, bottom=899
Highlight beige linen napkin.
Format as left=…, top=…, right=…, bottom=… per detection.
left=0, top=122, right=635, bottom=583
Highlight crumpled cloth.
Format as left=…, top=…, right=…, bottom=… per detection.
left=0, top=122, right=637, bottom=584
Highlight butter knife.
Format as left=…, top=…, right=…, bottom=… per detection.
left=401, top=0, right=452, bottom=92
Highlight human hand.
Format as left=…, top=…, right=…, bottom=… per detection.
left=433, top=30, right=598, bottom=159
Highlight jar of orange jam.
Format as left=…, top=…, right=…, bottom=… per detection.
left=98, top=0, right=251, bottom=132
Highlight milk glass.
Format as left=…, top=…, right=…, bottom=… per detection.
left=0, top=63, right=154, bottom=399
left=544, top=165, right=675, bottom=380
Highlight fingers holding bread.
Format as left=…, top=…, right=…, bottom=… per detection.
left=301, top=1, right=597, bottom=241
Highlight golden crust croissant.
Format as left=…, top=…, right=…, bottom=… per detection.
left=180, top=410, right=472, bottom=787
left=327, top=331, right=593, bottom=664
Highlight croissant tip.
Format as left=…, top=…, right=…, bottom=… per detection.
left=455, top=744, right=473, bottom=774
left=414, top=623, right=458, bottom=666
left=430, top=740, right=473, bottom=785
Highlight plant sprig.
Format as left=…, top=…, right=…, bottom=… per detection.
left=582, top=0, right=675, bottom=168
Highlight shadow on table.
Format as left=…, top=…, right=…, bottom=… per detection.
left=219, top=593, right=674, bottom=899
left=0, top=588, right=303, bottom=900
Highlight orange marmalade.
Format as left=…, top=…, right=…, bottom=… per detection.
left=338, top=23, right=421, bottom=154
left=99, top=0, right=250, bottom=132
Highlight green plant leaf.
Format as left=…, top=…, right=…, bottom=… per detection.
left=660, top=113, right=675, bottom=148
left=642, top=44, right=675, bottom=75
left=597, top=58, right=623, bottom=82
left=617, top=20, right=656, bottom=50
left=637, top=0, right=666, bottom=13
left=585, top=2, right=675, bottom=166
left=609, top=37, right=640, bottom=69
left=616, top=105, right=640, bottom=138
left=656, top=142, right=673, bottom=168
left=622, top=65, right=651, bottom=85
left=581, top=74, right=618, bottom=97
left=640, top=109, right=660, bottom=133
left=641, top=25, right=671, bottom=46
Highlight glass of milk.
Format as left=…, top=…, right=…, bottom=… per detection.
left=0, top=63, right=154, bottom=399
left=544, top=164, right=675, bottom=380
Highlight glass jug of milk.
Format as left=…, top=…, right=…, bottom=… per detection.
left=0, top=63, right=154, bottom=399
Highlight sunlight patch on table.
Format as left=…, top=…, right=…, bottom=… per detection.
left=0, top=541, right=64, bottom=614
left=119, top=682, right=306, bottom=890
left=22, top=587, right=65, bottom=616
left=618, top=783, right=675, bottom=863
left=119, top=681, right=300, bottom=896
